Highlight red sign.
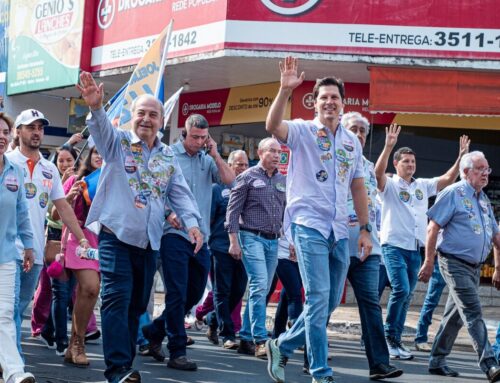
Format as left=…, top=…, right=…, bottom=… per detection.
left=291, top=81, right=394, bottom=124
left=91, top=0, right=228, bottom=71
left=225, top=0, right=500, bottom=60
left=178, top=88, right=230, bottom=127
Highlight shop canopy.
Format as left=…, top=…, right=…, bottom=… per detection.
left=369, top=66, right=500, bottom=117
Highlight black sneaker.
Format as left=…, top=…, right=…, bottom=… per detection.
left=138, top=344, right=151, bottom=356
left=141, top=326, right=165, bottom=362
left=237, top=340, right=255, bottom=355
left=41, top=332, right=56, bottom=350
left=369, top=363, right=404, bottom=380
left=56, top=341, right=68, bottom=356
left=85, top=329, right=101, bottom=343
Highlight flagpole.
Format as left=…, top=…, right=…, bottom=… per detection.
left=154, top=19, right=174, bottom=100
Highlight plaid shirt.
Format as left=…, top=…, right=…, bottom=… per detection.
left=226, top=164, right=286, bottom=235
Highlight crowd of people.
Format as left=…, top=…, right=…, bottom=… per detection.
left=0, top=56, right=500, bottom=383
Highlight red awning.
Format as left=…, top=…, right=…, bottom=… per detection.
left=369, top=66, right=500, bottom=116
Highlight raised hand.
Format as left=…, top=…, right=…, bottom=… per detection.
left=458, top=135, right=470, bottom=157
left=279, top=56, right=305, bottom=92
left=384, top=124, right=401, bottom=149
left=76, top=71, right=104, bottom=110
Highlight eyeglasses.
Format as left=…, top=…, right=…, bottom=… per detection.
left=472, top=167, right=492, bottom=175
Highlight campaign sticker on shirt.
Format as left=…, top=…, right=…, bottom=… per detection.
left=369, top=209, right=376, bottom=223
left=456, top=186, right=466, bottom=197
left=221, top=189, right=231, bottom=198
left=151, top=186, right=161, bottom=199
left=140, top=170, right=152, bottom=183
left=472, top=223, right=482, bottom=235
left=253, top=179, right=266, bottom=188
left=168, top=165, right=175, bottom=176
left=320, top=153, right=332, bottom=162
left=42, top=170, right=53, bottom=179
left=130, top=143, right=142, bottom=155
left=316, top=137, right=332, bottom=151
left=468, top=212, right=476, bottom=220
left=275, top=182, right=286, bottom=192
left=140, top=182, right=152, bottom=197
left=25, top=183, right=37, bottom=199
left=39, top=192, right=48, bottom=208
left=134, top=194, right=148, bottom=209
left=124, top=156, right=137, bottom=173
left=399, top=191, right=411, bottom=203
left=316, top=129, right=327, bottom=138
left=486, top=226, right=493, bottom=237
left=479, top=199, right=488, bottom=212
left=415, top=189, right=423, bottom=200
left=462, top=198, right=473, bottom=211
left=4, top=174, right=19, bottom=192
left=343, top=140, right=354, bottom=152
left=128, top=177, right=140, bottom=192
left=316, top=170, right=328, bottom=182
left=348, top=213, right=358, bottom=226
left=120, top=138, right=130, bottom=149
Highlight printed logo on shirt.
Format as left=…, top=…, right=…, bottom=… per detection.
left=253, top=179, right=266, bottom=188
left=124, top=156, right=138, bottom=173
left=5, top=174, right=19, bottom=192
left=399, top=191, right=411, bottom=203
left=39, top=192, right=48, bottom=208
left=415, top=189, right=423, bottom=200
left=221, top=189, right=231, bottom=198
left=135, top=193, right=148, bottom=209
left=275, top=182, right=286, bottom=192
left=316, top=136, right=332, bottom=151
left=25, top=182, right=37, bottom=199
left=42, top=170, right=53, bottom=179
left=316, top=170, right=328, bottom=182
left=343, top=139, right=354, bottom=152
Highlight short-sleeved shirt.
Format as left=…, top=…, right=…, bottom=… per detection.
left=279, top=118, right=364, bottom=241
left=209, top=183, right=231, bottom=253
left=428, top=180, right=499, bottom=264
left=164, top=140, right=220, bottom=243
left=7, top=148, right=65, bottom=264
left=347, top=156, right=382, bottom=258
left=379, top=174, right=439, bottom=250
left=86, top=108, right=201, bottom=251
left=0, top=157, right=33, bottom=264
left=226, top=164, right=286, bottom=235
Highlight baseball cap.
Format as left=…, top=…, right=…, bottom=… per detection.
left=15, top=109, right=50, bottom=128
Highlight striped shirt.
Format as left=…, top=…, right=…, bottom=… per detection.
left=226, top=164, right=286, bottom=235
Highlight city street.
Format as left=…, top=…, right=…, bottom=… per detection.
left=7, top=319, right=489, bottom=383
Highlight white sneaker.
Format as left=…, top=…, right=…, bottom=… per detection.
left=311, top=376, right=336, bottom=383
left=11, top=372, right=36, bottom=383
left=415, top=342, right=432, bottom=352
left=386, top=337, right=414, bottom=360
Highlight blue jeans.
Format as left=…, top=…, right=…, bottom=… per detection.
left=273, top=258, right=303, bottom=338
left=348, top=255, right=390, bottom=369
left=15, top=260, right=43, bottom=354
left=206, top=249, right=247, bottom=342
left=239, top=231, right=278, bottom=344
left=493, top=322, right=500, bottom=363
left=278, top=224, right=349, bottom=378
left=382, top=244, right=421, bottom=341
left=98, top=231, right=158, bottom=382
left=415, top=261, right=446, bottom=344
left=378, top=263, right=391, bottom=300
left=147, top=234, right=210, bottom=359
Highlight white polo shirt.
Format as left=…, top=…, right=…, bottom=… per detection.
left=6, top=149, right=65, bottom=264
left=379, top=174, right=438, bottom=251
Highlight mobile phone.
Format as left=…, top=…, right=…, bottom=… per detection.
left=204, top=134, right=211, bottom=154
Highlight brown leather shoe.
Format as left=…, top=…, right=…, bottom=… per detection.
left=237, top=340, right=255, bottom=355
left=65, top=334, right=89, bottom=368
left=255, top=342, right=267, bottom=359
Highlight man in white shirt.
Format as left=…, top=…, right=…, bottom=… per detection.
left=374, top=124, right=469, bottom=360
left=7, top=109, right=89, bottom=355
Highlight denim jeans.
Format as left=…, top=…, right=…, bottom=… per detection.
left=378, top=263, right=391, bottom=300
left=206, top=249, right=247, bottom=342
left=382, top=244, right=421, bottom=341
left=415, top=261, right=446, bottom=344
left=43, top=275, right=75, bottom=346
left=273, top=258, right=303, bottom=338
left=493, top=322, right=500, bottom=363
left=239, top=230, right=278, bottom=344
left=278, top=224, right=349, bottom=378
left=348, top=255, right=390, bottom=369
left=147, top=234, right=210, bottom=359
left=0, top=261, right=26, bottom=383
left=430, top=255, right=498, bottom=373
left=15, top=260, right=43, bottom=354
left=98, top=231, right=158, bottom=382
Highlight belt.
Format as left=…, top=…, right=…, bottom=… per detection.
left=241, top=228, right=280, bottom=240
left=438, top=251, right=481, bottom=269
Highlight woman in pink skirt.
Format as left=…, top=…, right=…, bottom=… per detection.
left=54, top=147, right=102, bottom=367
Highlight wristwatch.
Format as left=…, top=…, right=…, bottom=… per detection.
left=359, top=223, right=372, bottom=233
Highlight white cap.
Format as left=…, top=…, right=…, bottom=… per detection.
left=15, top=109, right=50, bottom=128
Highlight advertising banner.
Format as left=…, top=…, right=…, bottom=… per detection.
left=178, top=82, right=291, bottom=127
left=7, top=0, right=86, bottom=95
left=225, top=0, right=500, bottom=61
left=0, top=0, right=9, bottom=108
left=91, top=0, right=227, bottom=71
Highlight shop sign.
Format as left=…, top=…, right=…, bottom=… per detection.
left=91, top=0, right=227, bottom=71
left=7, top=0, right=85, bottom=95
left=178, top=82, right=291, bottom=126
left=225, top=0, right=500, bottom=60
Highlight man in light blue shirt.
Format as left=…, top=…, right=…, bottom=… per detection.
left=418, top=151, right=500, bottom=382
left=265, top=56, right=372, bottom=383
left=77, top=72, right=202, bottom=383
left=142, top=114, right=235, bottom=371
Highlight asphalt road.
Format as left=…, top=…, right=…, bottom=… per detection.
left=3, top=320, right=489, bottom=383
